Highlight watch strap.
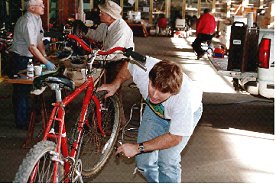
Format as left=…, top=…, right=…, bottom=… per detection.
left=138, top=143, right=145, bottom=153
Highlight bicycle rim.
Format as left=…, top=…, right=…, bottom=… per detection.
left=14, top=141, right=64, bottom=183
left=80, top=91, right=120, bottom=177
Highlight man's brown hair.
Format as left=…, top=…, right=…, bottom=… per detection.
left=149, top=60, right=183, bottom=95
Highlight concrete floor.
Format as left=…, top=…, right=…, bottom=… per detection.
left=0, top=36, right=274, bottom=183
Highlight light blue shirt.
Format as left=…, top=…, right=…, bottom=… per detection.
left=128, top=57, right=203, bottom=136
left=11, top=12, right=44, bottom=57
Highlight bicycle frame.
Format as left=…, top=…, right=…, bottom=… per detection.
left=24, top=34, right=146, bottom=182
left=30, top=73, right=105, bottom=182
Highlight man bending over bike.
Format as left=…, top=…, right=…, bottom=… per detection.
left=97, top=58, right=203, bottom=183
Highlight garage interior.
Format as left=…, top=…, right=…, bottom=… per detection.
left=0, top=0, right=275, bottom=183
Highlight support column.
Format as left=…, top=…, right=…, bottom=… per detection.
left=45, top=0, right=50, bottom=31
left=135, top=0, right=139, bottom=11
left=149, top=0, right=153, bottom=24
left=90, top=0, right=93, bottom=9
left=226, top=0, right=231, bottom=18
left=40, top=0, right=50, bottom=31
left=21, top=0, right=25, bottom=15
left=197, top=0, right=201, bottom=17
left=165, top=0, right=171, bottom=19
left=120, top=0, right=124, bottom=16
left=212, top=0, right=216, bottom=13
left=182, top=0, right=186, bottom=19
left=259, top=0, right=264, bottom=8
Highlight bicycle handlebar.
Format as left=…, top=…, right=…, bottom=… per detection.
left=67, top=34, right=92, bottom=52
left=123, top=47, right=146, bottom=63
left=97, top=46, right=125, bottom=55
left=67, top=34, right=124, bottom=54
left=67, top=34, right=147, bottom=70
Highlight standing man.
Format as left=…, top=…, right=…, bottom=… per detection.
left=192, top=8, right=216, bottom=59
left=98, top=58, right=203, bottom=183
left=10, top=0, right=56, bottom=129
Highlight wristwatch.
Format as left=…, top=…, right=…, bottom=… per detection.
left=138, top=143, right=145, bottom=153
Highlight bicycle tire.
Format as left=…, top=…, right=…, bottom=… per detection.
left=79, top=91, right=120, bottom=177
left=14, top=141, right=64, bottom=183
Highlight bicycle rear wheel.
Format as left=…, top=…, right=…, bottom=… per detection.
left=80, top=91, right=120, bottom=177
left=14, top=141, right=64, bottom=183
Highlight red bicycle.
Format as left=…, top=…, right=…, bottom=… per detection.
left=14, top=34, right=146, bottom=182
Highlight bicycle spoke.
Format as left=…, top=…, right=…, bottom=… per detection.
left=14, top=141, right=63, bottom=183
left=78, top=91, right=120, bottom=177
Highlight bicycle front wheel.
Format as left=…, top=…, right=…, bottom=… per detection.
left=14, top=141, right=64, bottom=183
left=80, top=91, right=120, bottom=178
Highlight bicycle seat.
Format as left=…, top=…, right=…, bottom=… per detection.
left=33, top=66, right=75, bottom=91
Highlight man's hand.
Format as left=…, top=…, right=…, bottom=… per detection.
left=97, top=83, right=120, bottom=98
left=45, top=60, right=56, bottom=70
left=116, top=143, right=140, bottom=158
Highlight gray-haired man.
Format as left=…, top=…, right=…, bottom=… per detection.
left=85, top=0, right=134, bottom=63
left=10, top=0, right=56, bottom=129
left=79, top=1, right=134, bottom=125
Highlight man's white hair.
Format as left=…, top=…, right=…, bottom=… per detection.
left=24, top=0, right=40, bottom=10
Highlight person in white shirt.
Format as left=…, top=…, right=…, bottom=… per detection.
left=83, top=0, right=134, bottom=82
left=77, top=1, right=134, bottom=125
left=86, top=1, right=134, bottom=61
left=97, top=58, right=203, bottom=183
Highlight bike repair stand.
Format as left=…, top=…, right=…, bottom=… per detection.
left=22, top=94, right=48, bottom=148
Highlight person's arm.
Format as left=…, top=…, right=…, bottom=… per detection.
left=97, top=61, right=132, bottom=98
left=86, top=23, right=106, bottom=42
left=37, top=40, right=47, bottom=57
left=29, top=43, right=56, bottom=70
left=116, top=133, right=183, bottom=158
left=29, top=44, right=48, bottom=64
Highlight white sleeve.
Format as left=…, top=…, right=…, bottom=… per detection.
left=99, top=22, right=134, bottom=61
left=86, top=24, right=106, bottom=42
left=128, top=57, right=161, bottom=99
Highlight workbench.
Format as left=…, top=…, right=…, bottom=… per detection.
left=3, top=58, right=103, bottom=148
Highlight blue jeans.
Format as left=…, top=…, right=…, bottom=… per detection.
left=135, top=104, right=203, bottom=183
left=11, top=53, right=32, bottom=128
